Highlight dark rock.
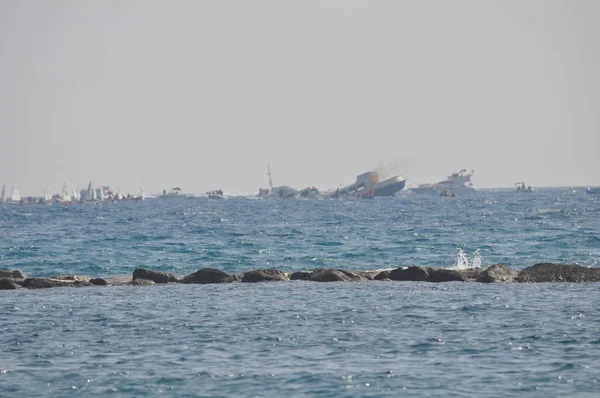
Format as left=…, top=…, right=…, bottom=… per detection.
left=389, top=266, right=429, bottom=281
left=0, top=278, right=21, bottom=290
left=476, top=264, right=519, bottom=283
left=426, top=268, right=465, bottom=283
left=51, top=275, right=91, bottom=283
left=90, top=278, right=108, bottom=286
left=133, top=268, right=179, bottom=284
left=516, top=263, right=600, bottom=283
left=457, top=267, right=484, bottom=281
left=0, top=270, right=28, bottom=280
left=308, top=268, right=366, bottom=282
left=182, top=268, right=236, bottom=284
left=374, top=270, right=392, bottom=280
left=290, top=271, right=311, bottom=280
left=130, top=279, right=156, bottom=286
left=20, top=278, right=78, bottom=289
left=242, top=269, right=288, bottom=282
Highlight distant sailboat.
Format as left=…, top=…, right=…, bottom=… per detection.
left=87, top=181, right=93, bottom=201
left=11, top=182, right=21, bottom=203
left=44, top=182, right=52, bottom=203
left=1, top=183, right=6, bottom=204
left=61, top=183, right=71, bottom=203
left=139, top=181, right=145, bottom=200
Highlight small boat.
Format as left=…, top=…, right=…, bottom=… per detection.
left=161, top=187, right=192, bottom=198
left=515, top=182, right=533, bottom=192
left=1, top=182, right=6, bottom=204
left=586, top=187, right=600, bottom=194
left=207, top=189, right=226, bottom=200
left=410, top=169, right=476, bottom=195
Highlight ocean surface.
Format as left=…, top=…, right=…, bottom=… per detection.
left=1, top=188, right=599, bottom=397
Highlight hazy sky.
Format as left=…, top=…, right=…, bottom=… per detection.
left=1, top=0, right=599, bottom=196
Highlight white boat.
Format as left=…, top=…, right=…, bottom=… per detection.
left=330, top=171, right=406, bottom=198
left=257, top=166, right=310, bottom=199
left=11, top=182, right=21, bottom=203
left=515, top=182, right=533, bottom=192
left=43, top=182, right=53, bottom=203
left=61, top=183, right=72, bottom=203
left=410, top=169, right=476, bottom=195
left=1, top=183, right=6, bottom=204
left=161, top=187, right=192, bottom=198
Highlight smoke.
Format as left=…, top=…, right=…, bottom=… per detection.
left=373, top=159, right=412, bottom=179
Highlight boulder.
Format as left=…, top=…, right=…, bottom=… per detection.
left=476, top=264, right=518, bottom=283
left=90, top=278, right=108, bottom=286
left=0, top=270, right=28, bottom=280
left=51, top=275, right=92, bottom=283
left=0, top=278, right=21, bottom=290
left=374, top=270, right=392, bottom=280
left=355, top=270, right=380, bottom=280
left=132, top=268, right=179, bottom=284
left=290, top=271, right=311, bottom=280
left=242, top=269, right=288, bottom=282
left=130, top=279, right=156, bottom=286
left=426, top=268, right=465, bottom=283
left=308, top=268, right=366, bottom=282
left=516, top=263, right=600, bottom=283
left=182, top=268, right=236, bottom=284
left=457, top=267, right=484, bottom=281
left=389, top=266, right=429, bottom=281
left=103, top=276, right=132, bottom=285
left=19, top=278, right=88, bottom=289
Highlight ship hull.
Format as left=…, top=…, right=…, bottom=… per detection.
left=372, top=176, right=406, bottom=197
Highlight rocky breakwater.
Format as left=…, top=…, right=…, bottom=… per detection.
left=1, top=263, right=600, bottom=291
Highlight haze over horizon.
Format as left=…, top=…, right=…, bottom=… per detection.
left=1, top=1, right=599, bottom=196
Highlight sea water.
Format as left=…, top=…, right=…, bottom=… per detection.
left=1, top=188, right=599, bottom=397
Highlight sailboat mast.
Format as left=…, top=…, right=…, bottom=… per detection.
left=267, top=165, right=273, bottom=191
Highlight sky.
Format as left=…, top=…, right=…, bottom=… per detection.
left=1, top=0, right=599, bottom=196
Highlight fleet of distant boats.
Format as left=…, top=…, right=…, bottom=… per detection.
left=1, top=168, right=599, bottom=205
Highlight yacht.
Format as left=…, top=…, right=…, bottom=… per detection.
left=330, top=171, right=406, bottom=198
left=410, top=169, right=476, bottom=195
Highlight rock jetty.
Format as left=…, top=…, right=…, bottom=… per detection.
left=1, top=263, right=600, bottom=290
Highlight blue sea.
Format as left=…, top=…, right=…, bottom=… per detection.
left=1, top=189, right=599, bottom=397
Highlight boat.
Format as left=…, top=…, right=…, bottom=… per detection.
left=43, top=182, right=53, bottom=203
left=207, top=189, right=226, bottom=200
left=139, top=181, right=146, bottom=200
left=586, top=187, right=600, bottom=194
left=515, top=182, right=533, bottom=192
left=10, top=182, right=22, bottom=203
left=1, top=183, right=6, bottom=204
left=161, top=187, right=192, bottom=198
left=257, top=166, right=301, bottom=199
left=410, top=169, right=476, bottom=195
left=60, top=183, right=71, bottom=204
left=330, top=171, right=406, bottom=198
